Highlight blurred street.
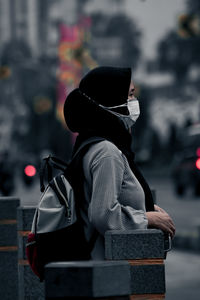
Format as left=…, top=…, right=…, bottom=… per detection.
left=143, top=168, right=200, bottom=300
left=143, top=168, right=200, bottom=236
left=165, top=249, right=200, bottom=300
left=0, top=0, right=200, bottom=299
left=13, top=168, right=200, bottom=299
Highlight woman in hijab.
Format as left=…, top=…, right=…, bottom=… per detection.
left=64, top=66, right=175, bottom=259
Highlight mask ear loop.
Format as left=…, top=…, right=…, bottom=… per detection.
left=101, top=97, right=138, bottom=110
left=79, top=89, right=128, bottom=110
left=79, top=89, right=135, bottom=129
left=101, top=103, right=127, bottom=110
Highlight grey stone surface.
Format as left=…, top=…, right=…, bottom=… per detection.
left=45, top=261, right=130, bottom=298
left=105, top=229, right=165, bottom=260
left=18, top=265, right=45, bottom=300
left=0, top=197, right=20, bottom=219
left=130, top=264, right=165, bottom=294
left=0, top=223, right=18, bottom=246
left=18, top=234, right=27, bottom=259
left=45, top=297, right=129, bottom=300
left=0, top=198, right=20, bottom=300
left=17, top=206, right=36, bottom=231
left=0, top=251, right=18, bottom=299
left=17, top=207, right=44, bottom=299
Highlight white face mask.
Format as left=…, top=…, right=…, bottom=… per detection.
left=100, top=98, right=140, bottom=128
left=80, top=91, right=140, bottom=129
left=127, top=98, right=140, bottom=122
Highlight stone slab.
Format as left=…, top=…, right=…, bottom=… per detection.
left=45, top=297, right=129, bottom=300
left=45, top=261, right=131, bottom=298
left=0, top=197, right=20, bottom=219
left=18, top=234, right=27, bottom=259
left=0, top=197, right=20, bottom=299
left=105, top=229, right=165, bottom=260
left=18, top=264, right=45, bottom=300
left=17, top=206, right=36, bottom=231
left=0, top=250, right=18, bottom=299
left=130, top=264, right=165, bottom=295
left=0, top=223, right=18, bottom=246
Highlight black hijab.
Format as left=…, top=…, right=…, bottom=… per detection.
left=64, top=66, right=154, bottom=212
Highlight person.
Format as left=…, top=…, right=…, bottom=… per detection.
left=64, top=66, right=175, bottom=259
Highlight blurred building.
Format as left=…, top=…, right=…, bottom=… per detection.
left=0, top=0, right=65, bottom=59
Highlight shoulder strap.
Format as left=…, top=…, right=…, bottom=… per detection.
left=67, top=136, right=105, bottom=174
left=40, top=137, right=105, bottom=192
left=72, top=136, right=105, bottom=161
left=40, top=155, right=68, bottom=192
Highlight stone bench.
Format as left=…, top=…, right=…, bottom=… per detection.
left=0, top=197, right=20, bottom=300
left=0, top=200, right=168, bottom=299
left=105, top=230, right=166, bottom=299
left=44, top=230, right=167, bottom=299
left=45, top=261, right=131, bottom=300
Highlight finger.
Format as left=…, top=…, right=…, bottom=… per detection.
left=167, top=224, right=176, bottom=238
left=154, top=205, right=160, bottom=211
left=154, top=205, right=163, bottom=213
left=168, top=219, right=176, bottom=228
left=160, top=207, right=167, bottom=213
left=155, top=205, right=167, bottom=214
left=165, top=227, right=174, bottom=238
left=160, top=221, right=175, bottom=236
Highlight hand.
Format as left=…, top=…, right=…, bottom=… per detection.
left=154, top=204, right=166, bottom=213
left=146, top=210, right=175, bottom=238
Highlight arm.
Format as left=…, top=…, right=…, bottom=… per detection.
left=88, top=155, right=148, bottom=235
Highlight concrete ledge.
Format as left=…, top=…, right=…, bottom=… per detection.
left=0, top=197, right=20, bottom=219
left=0, top=197, right=20, bottom=300
left=17, top=206, right=44, bottom=300
left=0, top=223, right=18, bottom=246
left=45, top=261, right=131, bottom=299
left=130, top=264, right=165, bottom=294
left=17, top=206, right=36, bottom=231
left=0, top=251, right=19, bottom=299
left=18, top=264, right=44, bottom=300
left=105, top=229, right=165, bottom=260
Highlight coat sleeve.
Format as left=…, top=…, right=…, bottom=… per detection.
left=88, top=155, right=148, bottom=236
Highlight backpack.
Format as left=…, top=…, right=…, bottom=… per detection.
left=26, top=137, right=104, bottom=281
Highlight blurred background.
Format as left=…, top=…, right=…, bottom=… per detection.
left=0, top=0, right=200, bottom=298
left=0, top=0, right=200, bottom=195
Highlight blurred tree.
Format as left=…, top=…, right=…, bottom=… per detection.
left=90, top=12, right=141, bottom=69
left=157, top=30, right=199, bottom=83
left=1, top=40, right=32, bottom=66
left=131, top=85, right=158, bottom=159
left=186, top=0, right=200, bottom=13
left=177, top=14, right=200, bottom=38
left=157, top=0, right=200, bottom=83
left=0, top=66, right=11, bottom=79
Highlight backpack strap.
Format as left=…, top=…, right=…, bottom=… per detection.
left=40, top=155, right=68, bottom=192
left=40, top=137, right=104, bottom=192
left=66, top=136, right=105, bottom=255
left=69, top=136, right=105, bottom=170
left=49, top=175, right=71, bottom=219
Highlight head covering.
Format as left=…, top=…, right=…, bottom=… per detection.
left=79, top=66, right=131, bottom=107
left=64, top=66, right=132, bottom=148
left=64, top=66, right=154, bottom=212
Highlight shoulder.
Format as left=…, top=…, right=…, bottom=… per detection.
left=83, top=140, right=123, bottom=168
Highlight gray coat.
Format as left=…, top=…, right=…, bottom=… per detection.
left=81, top=140, right=148, bottom=259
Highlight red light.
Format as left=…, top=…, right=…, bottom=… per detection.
left=196, top=148, right=200, bottom=157
left=196, top=158, right=200, bottom=170
left=24, top=165, right=36, bottom=177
